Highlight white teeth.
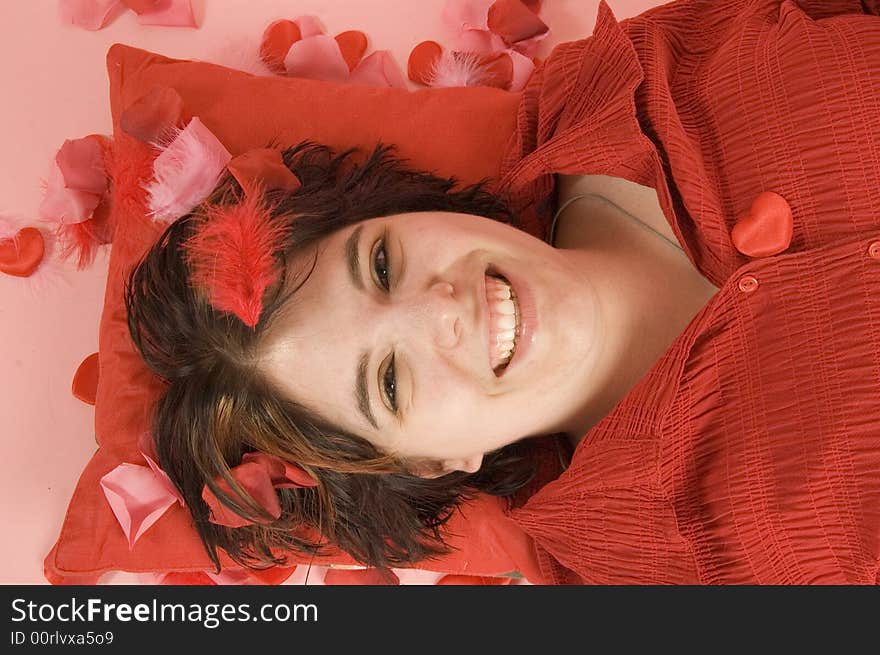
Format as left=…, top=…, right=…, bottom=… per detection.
left=487, top=274, right=520, bottom=373
left=494, top=299, right=516, bottom=315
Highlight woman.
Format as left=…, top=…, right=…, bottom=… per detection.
left=125, top=0, right=880, bottom=583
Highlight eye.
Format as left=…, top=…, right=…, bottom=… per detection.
left=380, top=353, right=398, bottom=413
left=371, top=236, right=391, bottom=292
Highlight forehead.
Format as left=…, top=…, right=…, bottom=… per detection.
left=257, top=225, right=373, bottom=438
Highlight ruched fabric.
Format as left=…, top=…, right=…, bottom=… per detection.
left=492, top=0, right=880, bottom=584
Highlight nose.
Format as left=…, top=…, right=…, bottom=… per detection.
left=423, top=281, right=461, bottom=350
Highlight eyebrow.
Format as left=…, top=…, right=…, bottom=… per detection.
left=346, top=225, right=379, bottom=430
left=345, top=224, right=365, bottom=291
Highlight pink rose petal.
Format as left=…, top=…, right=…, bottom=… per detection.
left=294, top=15, right=325, bottom=38
left=39, top=160, right=101, bottom=225
left=59, top=0, right=123, bottom=31
left=451, top=28, right=508, bottom=55
left=135, top=0, right=196, bottom=27
left=55, top=137, right=108, bottom=195
left=507, top=48, right=536, bottom=91
left=283, top=35, right=351, bottom=83
left=137, top=431, right=185, bottom=506
left=100, top=463, right=178, bottom=549
left=349, top=51, right=408, bottom=89
left=441, top=0, right=495, bottom=32
left=122, top=0, right=167, bottom=13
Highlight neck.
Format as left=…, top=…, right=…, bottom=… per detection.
left=542, top=195, right=696, bottom=445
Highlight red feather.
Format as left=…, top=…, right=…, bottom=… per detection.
left=182, top=189, right=291, bottom=328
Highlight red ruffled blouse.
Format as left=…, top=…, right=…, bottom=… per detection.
left=492, top=0, right=880, bottom=584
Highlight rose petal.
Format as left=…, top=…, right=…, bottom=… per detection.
left=323, top=567, right=400, bottom=585
left=451, top=28, right=508, bottom=55
left=348, top=51, right=408, bottom=89
left=260, top=19, right=302, bottom=74
left=100, top=463, right=178, bottom=549
left=201, top=461, right=281, bottom=528
left=335, top=30, right=368, bottom=72
left=39, top=160, right=101, bottom=225
left=158, top=571, right=216, bottom=585
left=506, top=48, right=536, bottom=91
left=408, top=41, right=443, bottom=86
left=120, top=87, right=185, bottom=144
left=134, top=0, right=196, bottom=27
left=476, top=51, right=513, bottom=90
left=122, top=0, right=167, bottom=13
left=227, top=149, right=302, bottom=194
left=59, top=0, right=123, bottom=31
left=0, top=227, right=44, bottom=278
left=247, top=566, right=298, bottom=585
left=137, top=431, right=186, bottom=506
left=55, top=137, right=108, bottom=195
left=294, top=15, right=325, bottom=38
left=283, top=35, right=351, bottom=83
left=441, top=0, right=495, bottom=32
left=487, top=0, right=549, bottom=46
left=71, top=352, right=100, bottom=405
left=508, top=29, right=550, bottom=58
left=241, top=452, right=318, bottom=488
left=436, top=574, right=514, bottom=585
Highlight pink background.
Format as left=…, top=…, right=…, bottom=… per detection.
left=0, top=0, right=662, bottom=585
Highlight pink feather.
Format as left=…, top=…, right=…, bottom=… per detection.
left=145, top=117, right=232, bottom=224
left=182, top=189, right=291, bottom=328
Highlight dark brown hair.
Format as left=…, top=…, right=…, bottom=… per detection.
left=124, top=141, right=541, bottom=577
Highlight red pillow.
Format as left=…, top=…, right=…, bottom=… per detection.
left=44, top=43, right=553, bottom=584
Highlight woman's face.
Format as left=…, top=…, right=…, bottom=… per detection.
left=259, top=211, right=603, bottom=476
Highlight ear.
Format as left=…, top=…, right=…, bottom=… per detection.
left=407, top=454, right=485, bottom=479
left=458, top=454, right=484, bottom=474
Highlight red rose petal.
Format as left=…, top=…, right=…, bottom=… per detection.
left=71, top=352, right=100, bottom=406
left=159, top=572, right=217, bottom=585
left=56, top=136, right=108, bottom=195
left=323, top=567, right=400, bottom=585
left=477, top=51, right=513, bottom=90
left=247, top=566, right=298, bottom=585
left=487, top=0, right=549, bottom=45
left=436, top=574, right=514, bottom=585
left=0, top=227, right=45, bottom=278
left=260, top=19, right=302, bottom=75
left=227, top=149, right=302, bottom=193
left=120, top=87, right=185, bottom=144
left=408, top=40, right=443, bottom=86
left=335, top=30, right=368, bottom=72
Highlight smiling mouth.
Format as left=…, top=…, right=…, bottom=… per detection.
left=485, top=271, right=520, bottom=377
